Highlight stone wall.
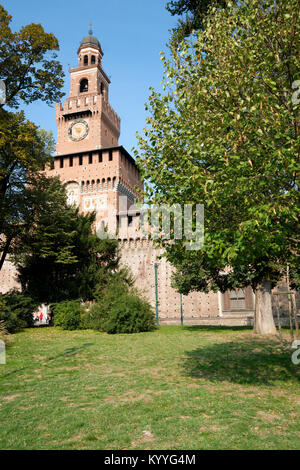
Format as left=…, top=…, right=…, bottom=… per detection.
left=119, top=239, right=221, bottom=322
left=0, top=257, right=19, bottom=294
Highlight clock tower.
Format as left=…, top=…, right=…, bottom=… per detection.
left=56, top=28, right=120, bottom=155
left=46, top=29, right=143, bottom=236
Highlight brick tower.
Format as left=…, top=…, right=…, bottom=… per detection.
left=45, top=29, right=143, bottom=234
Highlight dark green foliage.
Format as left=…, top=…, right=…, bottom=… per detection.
left=52, top=300, right=84, bottom=331
left=101, top=294, right=156, bottom=334
left=84, top=284, right=156, bottom=334
left=0, top=290, right=37, bottom=332
left=0, top=4, right=64, bottom=274
left=0, top=5, right=64, bottom=109
left=80, top=303, right=104, bottom=331
left=166, top=0, right=228, bottom=45
left=51, top=281, right=155, bottom=335
left=0, top=113, right=55, bottom=273
left=16, top=176, right=127, bottom=304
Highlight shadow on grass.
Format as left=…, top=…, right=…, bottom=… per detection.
left=2, top=343, right=93, bottom=378
left=182, top=326, right=251, bottom=332
left=182, top=338, right=300, bottom=386
left=47, top=343, right=94, bottom=362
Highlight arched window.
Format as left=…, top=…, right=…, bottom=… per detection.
left=100, top=83, right=104, bottom=95
left=84, top=55, right=88, bottom=65
left=91, top=55, right=95, bottom=64
left=80, top=79, right=88, bottom=93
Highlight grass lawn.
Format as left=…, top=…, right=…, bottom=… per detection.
left=0, top=325, right=299, bottom=450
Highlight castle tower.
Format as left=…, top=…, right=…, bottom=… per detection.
left=56, top=27, right=120, bottom=155
left=45, top=29, right=143, bottom=235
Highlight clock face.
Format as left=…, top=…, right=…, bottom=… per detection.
left=68, top=119, right=89, bottom=141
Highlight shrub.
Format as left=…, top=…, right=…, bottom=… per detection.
left=103, top=294, right=156, bottom=334
left=80, top=303, right=103, bottom=331
left=52, top=300, right=84, bottom=330
left=86, top=287, right=156, bottom=334
left=0, top=291, right=37, bottom=333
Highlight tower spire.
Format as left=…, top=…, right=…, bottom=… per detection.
left=88, top=21, right=93, bottom=35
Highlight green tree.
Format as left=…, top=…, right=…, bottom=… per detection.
left=16, top=177, right=129, bottom=304
left=0, top=5, right=64, bottom=271
left=137, top=0, right=300, bottom=335
left=0, top=5, right=64, bottom=109
left=166, top=0, right=228, bottom=46
left=0, top=110, right=55, bottom=271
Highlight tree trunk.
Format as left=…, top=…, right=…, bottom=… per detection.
left=253, top=281, right=277, bottom=335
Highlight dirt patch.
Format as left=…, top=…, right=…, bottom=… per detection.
left=66, top=434, right=85, bottom=443
left=131, top=430, right=155, bottom=448
left=56, top=366, right=81, bottom=371
left=2, top=394, right=20, bottom=402
left=103, top=389, right=168, bottom=404
left=199, top=425, right=223, bottom=432
left=256, top=411, right=281, bottom=423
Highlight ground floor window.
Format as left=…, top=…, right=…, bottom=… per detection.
left=222, top=286, right=254, bottom=311
left=229, top=288, right=245, bottom=310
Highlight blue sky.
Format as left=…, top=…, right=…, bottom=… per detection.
left=2, top=0, right=178, bottom=154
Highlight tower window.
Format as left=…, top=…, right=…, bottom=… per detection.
left=89, top=153, right=93, bottom=164
left=109, top=150, right=113, bottom=161
left=98, top=152, right=102, bottom=163
left=60, top=157, right=64, bottom=168
left=91, top=55, right=95, bottom=64
left=84, top=55, right=88, bottom=65
left=69, top=156, right=73, bottom=167
left=80, top=78, right=88, bottom=93
left=100, top=83, right=104, bottom=95
left=79, top=155, right=83, bottom=165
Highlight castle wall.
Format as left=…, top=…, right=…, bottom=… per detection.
left=2, top=243, right=299, bottom=327
left=119, top=239, right=222, bottom=322
left=0, top=257, right=19, bottom=294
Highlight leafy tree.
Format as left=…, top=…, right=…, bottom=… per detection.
left=0, top=290, right=37, bottom=332
left=166, top=0, right=228, bottom=46
left=0, top=5, right=64, bottom=109
left=16, top=176, right=130, bottom=304
left=52, top=300, right=84, bottom=331
left=136, top=0, right=300, bottom=334
left=0, top=110, right=55, bottom=271
left=0, top=5, right=64, bottom=271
